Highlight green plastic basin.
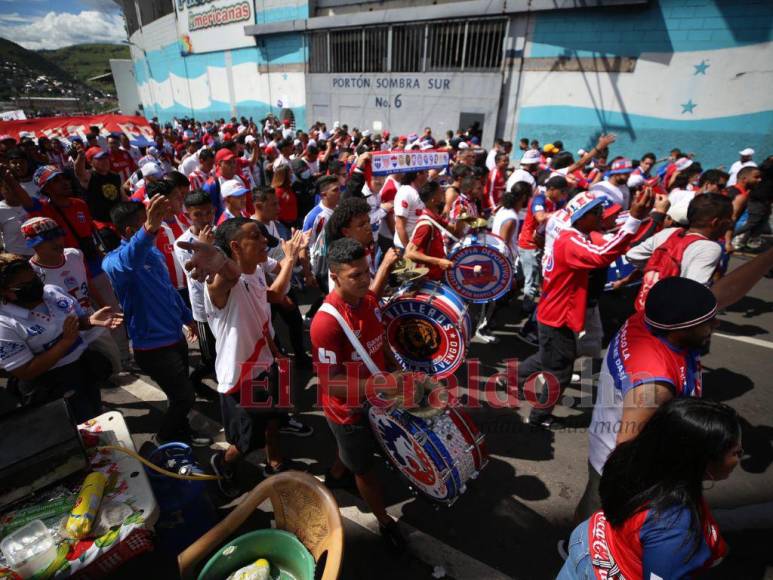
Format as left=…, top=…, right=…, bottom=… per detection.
left=198, top=529, right=316, bottom=580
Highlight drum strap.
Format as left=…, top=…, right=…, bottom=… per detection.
left=318, top=303, right=381, bottom=375
left=416, top=215, right=460, bottom=243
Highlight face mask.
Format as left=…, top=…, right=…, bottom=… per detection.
left=12, top=277, right=44, bottom=304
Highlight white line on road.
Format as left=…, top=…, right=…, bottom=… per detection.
left=714, top=333, right=773, bottom=349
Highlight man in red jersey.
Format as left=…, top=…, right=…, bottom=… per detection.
left=517, top=188, right=653, bottom=430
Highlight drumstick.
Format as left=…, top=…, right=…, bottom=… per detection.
left=457, top=264, right=484, bottom=274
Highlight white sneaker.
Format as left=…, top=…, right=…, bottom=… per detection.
left=474, top=330, right=499, bottom=344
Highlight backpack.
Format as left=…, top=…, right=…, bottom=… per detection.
left=635, top=229, right=707, bottom=312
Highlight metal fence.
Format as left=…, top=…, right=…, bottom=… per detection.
left=308, top=18, right=506, bottom=74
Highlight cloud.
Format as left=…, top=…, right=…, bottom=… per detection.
left=1, top=10, right=127, bottom=50
left=0, top=12, right=30, bottom=23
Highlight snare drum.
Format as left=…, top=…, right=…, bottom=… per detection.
left=445, top=232, right=514, bottom=303
left=381, top=281, right=471, bottom=378
left=369, top=404, right=487, bottom=504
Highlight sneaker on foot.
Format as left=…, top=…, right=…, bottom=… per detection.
left=474, top=330, right=499, bottom=344
left=279, top=416, right=314, bottom=437
left=379, top=520, right=407, bottom=555
left=527, top=414, right=566, bottom=431
left=210, top=451, right=240, bottom=498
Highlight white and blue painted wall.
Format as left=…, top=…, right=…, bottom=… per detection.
left=129, top=1, right=308, bottom=125
left=515, top=0, right=773, bottom=168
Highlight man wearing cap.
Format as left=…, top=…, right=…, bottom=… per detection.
left=518, top=188, right=652, bottom=430
left=75, top=146, right=126, bottom=227
left=129, top=161, right=165, bottom=203
left=506, top=148, right=540, bottom=192
left=727, top=148, right=756, bottom=187
left=217, top=179, right=250, bottom=225
left=202, top=148, right=249, bottom=218
left=577, top=249, right=773, bottom=520
left=591, top=158, right=634, bottom=208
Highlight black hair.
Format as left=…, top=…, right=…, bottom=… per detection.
left=553, top=140, right=564, bottom=150
left=550, top=152, right=574, bottom=171
left=344, top=172, right=366, bottom=199
left=642, top=152, right=656, bottom=162
left=504, top=181, right=532, bottom=208
left=460, top=175, right=478, bottom=194
left=495, top=151, right=509, bottom=164
left=214, top=216, right=253, bottom=257
left=698, top=169, right=729, bottom=188
left=199, top=148, right=215, bottom=162
left=535, top=169, right=553, bottom=187
left=687, top=192, right=732, bottom=227
left=0, top=253, right=33, bottom=290
left=146, top=179, right=173, bottom=197
left=252, top=185, right=275, bottom=204
left=325, top=197, right=371, bottom=244
left=317, top=175, right=339, bottom=194
left=418, top=181, right=441, bottom=204
left=671, top=162, right=703, bottom=190
left=545, top=175, right=569, bottom=191
left=451, top=164, right=473, bottom=181
left=737, top=165, right=760, bottom=182
left=110, top=202, right=146, bottom=234
left=399, top=172, right=419, bottom=186
left=164, top=170, right=190, bottom=189
left=600, top=398, right=739, bottom=556
left=184, top=189, right=212, bottom=208
left=327, top=237, right=366, bottom=271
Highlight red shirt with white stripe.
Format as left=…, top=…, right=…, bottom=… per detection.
left=486, top=167, right=506, bottom=208
left=155, top=213, right=190, bottom=289
left=108, top=149, right=137, bottom=182
left=188, top=167, right=212, bottom=191
left=538, top=216, right=641, bottom=332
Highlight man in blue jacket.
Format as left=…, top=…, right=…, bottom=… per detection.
left=103, top=194, right=206, bottom=444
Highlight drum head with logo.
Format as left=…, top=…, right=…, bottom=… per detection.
left=445, top=233, right=513, bottom=303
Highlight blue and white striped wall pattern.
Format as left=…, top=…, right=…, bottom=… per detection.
left=517, top=0, right=773, bottom=169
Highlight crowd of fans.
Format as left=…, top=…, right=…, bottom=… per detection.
left=0, top=113, right=771, bottom=572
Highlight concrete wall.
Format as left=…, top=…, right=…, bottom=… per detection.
left=109, top=59, right=143, bottom=116
left=511, top=0, right=773, bottom=168
left=129, top=4, right=309, bottom=124
left=306, top=73, right=503, bottom=141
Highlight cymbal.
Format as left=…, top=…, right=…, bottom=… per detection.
left=385, top=374, right=449, bottom=418
left=391, top=258, right=429, bottom=283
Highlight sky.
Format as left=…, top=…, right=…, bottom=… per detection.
left=0, top=0, right=128, bottom=50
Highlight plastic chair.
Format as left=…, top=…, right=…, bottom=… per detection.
left=178, top=470, right=344, bottom=580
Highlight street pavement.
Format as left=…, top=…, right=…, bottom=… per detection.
left=101, top=255, right=773, bottom=579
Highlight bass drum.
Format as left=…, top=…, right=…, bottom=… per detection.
left=369, top=404, right=487, bottom=505
left=381, top=281, right=471, bottom=378
left=445, top=232, right=514, bottom=303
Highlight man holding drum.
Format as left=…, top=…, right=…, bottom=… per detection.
left=311, top=238, right=409, bottom=553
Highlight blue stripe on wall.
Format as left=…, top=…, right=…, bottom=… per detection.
left=516, top=105, right=773, bottom=169
left=530, top=0, right=773, bottom=57
left=255, top=4, right=309, bottom=24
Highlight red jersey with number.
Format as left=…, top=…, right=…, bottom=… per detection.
left=311, top=290, right=386, bottom=424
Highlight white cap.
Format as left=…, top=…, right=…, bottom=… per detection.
left=577, top=149, right=586, bottom=157
left=675, top=158, right=693, bottom=172
left=307, top=139, right=317, bottom=148
left=141, top=162, right=164, bottom=179
left=457, top=141, right=470, bottom=150
left=627, top=173, right=645, bottom=189
left=221, top=178, right=249, bottom=198
left=739, top=148, right=754, bottom=156
left=293, top=139, right=302, bottom=147
left=668, top=198, right=691, bottom=226
left=333, top=121, right=340, bottom=129
left=244, top=135, right=256, bottom=144
left=521, top=149, right=541, bottom=165
left=362, top=129, right=372, bottom=138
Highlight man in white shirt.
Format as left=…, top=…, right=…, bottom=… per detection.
left=485, top=138, right=504, bottom=172
left=392, top=171, right=428, bottom=249
left=727, top=147, right=756, bottom=187
left=179, top=218, right=304, bottom=496
left=506, top=148, right=540, bottom=193
left=590, top=157, right=633, bottom=209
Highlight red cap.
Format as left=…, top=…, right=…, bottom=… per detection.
left=85, top=146, right=108, bottom=162
left=215, top=148, right=235, bottom=163
left=283, top=119, right=290, bottom=126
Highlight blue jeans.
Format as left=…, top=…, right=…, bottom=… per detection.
left=518, top=247, right=542, bottom=299
left=557, top=520, right=594, bottom=579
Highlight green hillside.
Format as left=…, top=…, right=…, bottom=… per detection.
left=38, top=43, right=130, bottom=91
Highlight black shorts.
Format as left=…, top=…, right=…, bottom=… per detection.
left=326, top=415, right=377, bottom=475
left=220, top=366, right=285, bottom=454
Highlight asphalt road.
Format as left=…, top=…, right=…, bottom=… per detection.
left=100, top=255, right=773, bottom=579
